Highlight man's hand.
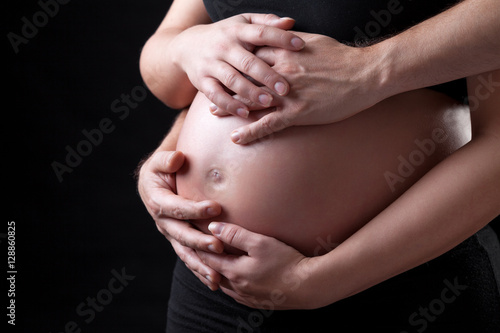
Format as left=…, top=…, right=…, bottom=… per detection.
left=213, top=32, right=385, bottom=145
left=137, top=150, right=225, bottom=290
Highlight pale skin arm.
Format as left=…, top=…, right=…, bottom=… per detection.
left=139, top=0, right=305, bottom=114
left=228, top=0, right=500, bottom=144
left=198, top=69, right=500, bottom=309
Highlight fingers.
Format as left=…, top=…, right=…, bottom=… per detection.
left=226, top=48, right=284, bottom=100
left=230, top=111, right=291, bottom=145
left=153, top=191, right=222, bottom=223
left=254, top=46, right=277, bottom=66
left=203, top=52, right=285, bottom=117
left=195, top=222, right=261, bottom=278
left=170, top=240, right=222, bottom=291
left=161, top=218, right=224, bottom=253
left=144, top=151, right=223, bottom=221
left=211, top=90, right=278, bottom=117
left=239, top=14, right=305, bottom=51
left=201, top=77, right=251, bottom=118
left=206, top=14, right=305, bottom=117
left=208, top=222, right=266, bottom=254
left=242, top=13, right=296, bottom=30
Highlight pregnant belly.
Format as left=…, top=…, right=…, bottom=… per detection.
left=176, top=90, right=471, bottom=256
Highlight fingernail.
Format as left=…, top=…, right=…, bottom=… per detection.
left=166, top=151, right=178, bottom=165
left=236, top=108, right=249, bottom=118
left=274, top=81, right=287, bottom=95
left=231, top=131, right=241, bottom=144
left=291, top=37, right=305, bottom=49
left=207, top=244, right=219, bottom=253
left=208, top=222, right=223, bottom=236
left=259, top=94, right=272, bottom=106
left=206, top=207, right=218, bottom=216
left=209, top=103, right=218, bottom=113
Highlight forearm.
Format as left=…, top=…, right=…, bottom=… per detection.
left=309, top=135, right=500, bottom=307
left=140, top=30, right=197, bottom=109
left=376, top=0, right=500, bottom=97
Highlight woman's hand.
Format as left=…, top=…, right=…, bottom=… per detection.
left=137, top=150, right=225, bottom=290
left=218, top=32, right=387, bottom=145
left=197, top=222, right=323, bottom=310
left=171, top=13, right=305, bottom=117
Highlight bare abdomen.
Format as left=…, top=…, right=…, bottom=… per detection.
left=176, top=90, right=471, bottom=256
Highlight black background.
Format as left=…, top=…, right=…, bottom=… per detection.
left=4, top=1, right=499, bottom=332
left=5, top=0, right=178, bottom=332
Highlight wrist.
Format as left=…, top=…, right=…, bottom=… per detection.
left=300, top=247, right=369, bottom=309
left=364, top=40, right=403, bottom=102
left=297, top=255, right=344, bottom=309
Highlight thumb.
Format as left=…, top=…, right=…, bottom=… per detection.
left=230, top=112, right=292, bottom=145
left=148, top=150, right=185, bottom=174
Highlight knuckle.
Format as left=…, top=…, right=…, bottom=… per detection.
left=239, top=279, right=253, bottom=292
left=260, top=72, right=277, bottom=87
left=204, top=87, right=219, bottom=105
left=256, top=117, right=275, bottom=136
left=222, top=70, right=238, bottom=88
left=223, top=226, right=240, bottom=245
left=225, top=271, right=237, bottom=282
left=172, top=227, right=188, bottom=246
left=250, top=236, right=265, bottom=250
left=180, top=250, right=198, bottom=269
left=254, top=24, right=267, bottom=39
left=239, top=54, right=257, bottom=74
left=146, top=197, right=163, bottom=218
left=225, top=269, right=242, bottom=283
left=278, top=63, right=296, bottom=75
left=169, top=205, right=187, bottom=220
left=263, top=13, right=279, bottom=23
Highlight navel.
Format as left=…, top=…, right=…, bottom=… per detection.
left=204, top=167, right=228, bottom=198
left=207, top=168, right=224, bottom=183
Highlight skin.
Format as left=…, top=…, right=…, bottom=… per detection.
left=137, top=0, right=500, bottom=305
left=198, top=70, right=500, bottom=309
left=139, top=0, right=306, bottom=113
left=223, top=0, right=500, bottom=144
left=176, top=89, right=471, bottom=256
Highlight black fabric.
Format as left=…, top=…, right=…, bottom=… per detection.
left=203, top=0, right=468, bottom=102
left=167, top=226, right=500, bottom=332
